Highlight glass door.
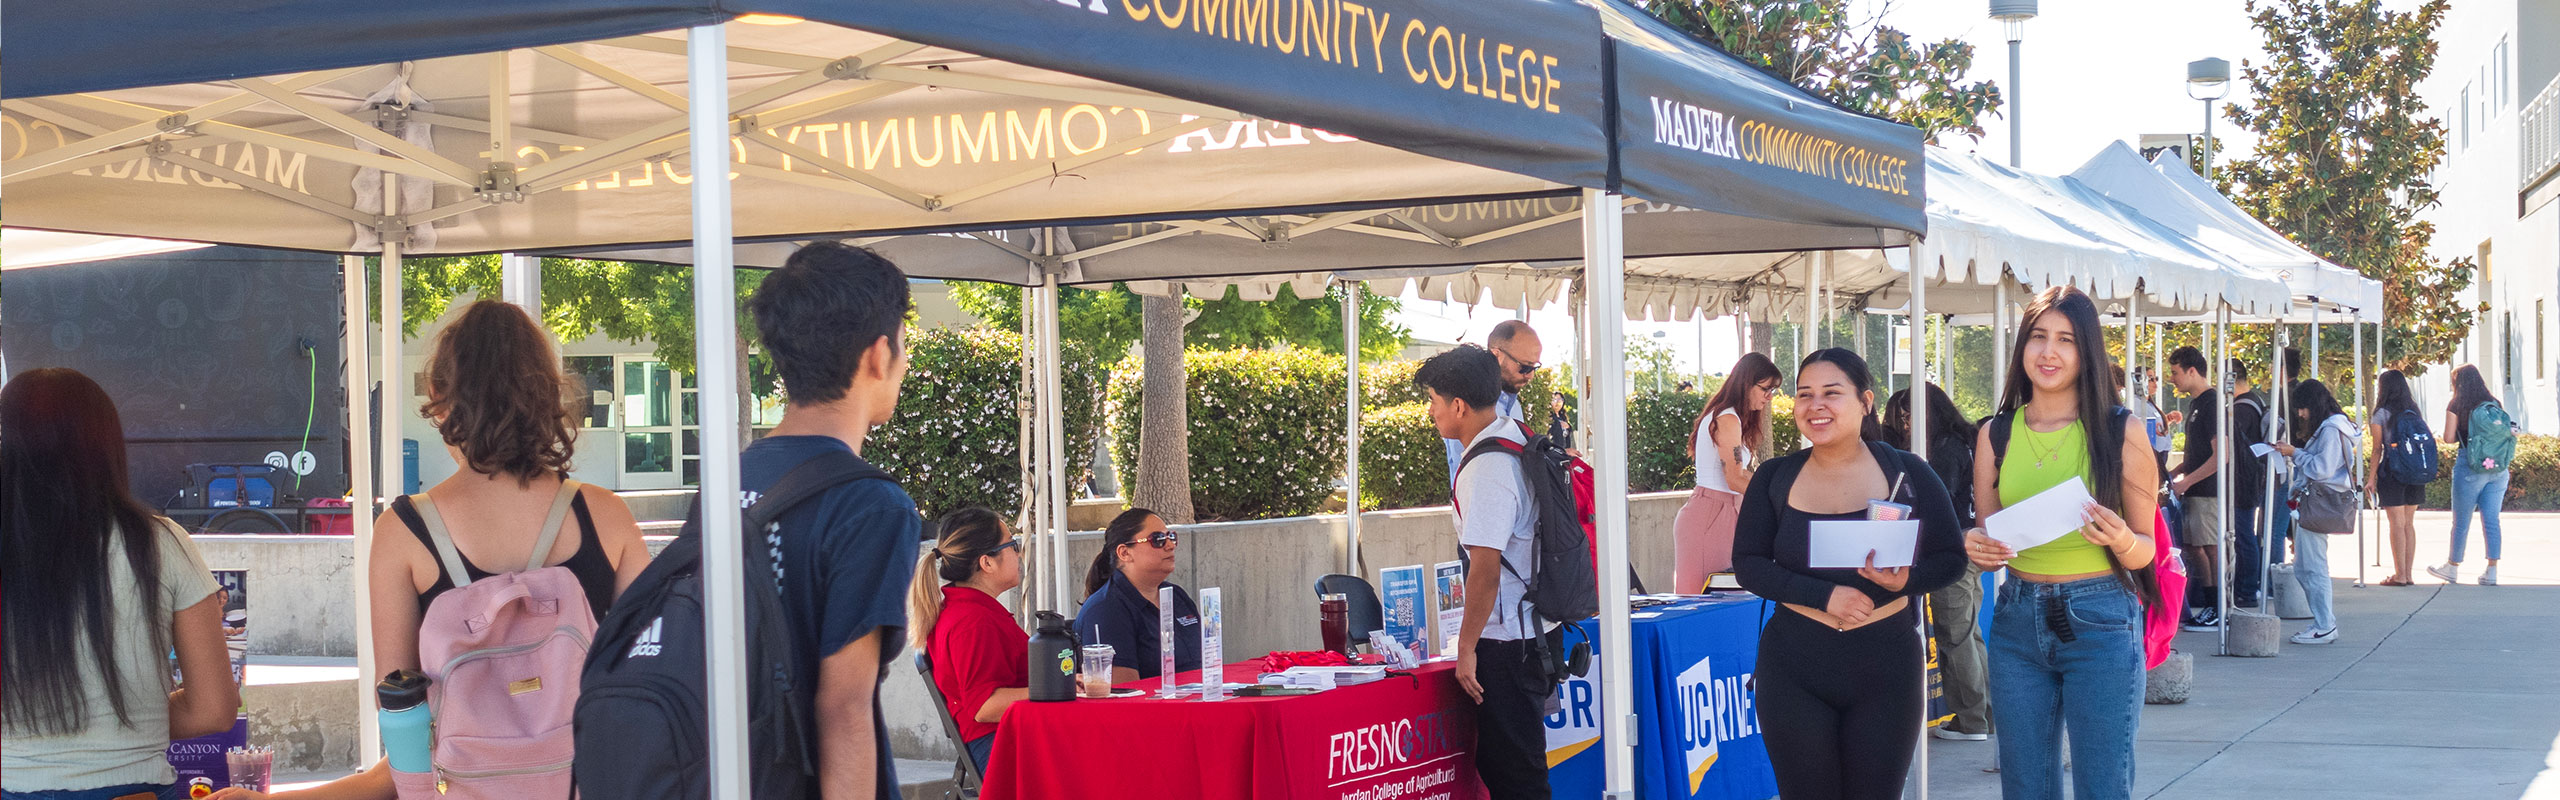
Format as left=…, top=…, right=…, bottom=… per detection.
left=618, top=358, right=681, bottom=490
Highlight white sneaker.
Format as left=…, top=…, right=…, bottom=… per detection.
left=2480, top=566, right=2499, bottom=586
left=1931, top=726, right=1988, bottom=741
left=2427, top=563, right=2460, bottom=584
left=2290, top=627, right=2338, bottom=644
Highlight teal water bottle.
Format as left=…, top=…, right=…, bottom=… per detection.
left=376, top=670, right=433, bottom=773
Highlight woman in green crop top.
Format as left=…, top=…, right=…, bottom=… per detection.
left=1960, top=286, right=2160, bottom=800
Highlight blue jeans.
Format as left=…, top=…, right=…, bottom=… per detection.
left=2449, top=455, right=2509, bottom=563
left=2292, top=520, right=2337, bottom=631
left=1989, top=575, right=2144, bottom=800
left=3, top=784, right=178, bottom=800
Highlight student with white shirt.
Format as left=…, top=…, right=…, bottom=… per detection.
left=1442, top=320, right=1544, bottom=479
left=1672, top=352, right=1783, bottom=591
left=1422, top=345, right=1550, bottom=800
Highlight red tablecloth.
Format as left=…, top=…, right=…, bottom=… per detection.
left=982, top=662, right=1486, bottom=800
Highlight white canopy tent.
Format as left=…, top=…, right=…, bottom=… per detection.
left=8, top=1, right=1950, bottom=796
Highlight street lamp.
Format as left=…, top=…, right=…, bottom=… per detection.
left=2187, top=57, right=2232, bottom=181
left=1991, top=0, right=2037, bottom=167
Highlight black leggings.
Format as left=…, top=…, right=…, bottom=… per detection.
left=1754, top=603, right=1925, bottom=800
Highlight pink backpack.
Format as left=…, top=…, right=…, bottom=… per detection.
left=2144, top=508, right=2188, bottom=670
left=394, top=481, right=597, bottom=799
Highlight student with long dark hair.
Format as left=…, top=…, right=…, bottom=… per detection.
left=3, top=368, right=239, bottom=800
left=1073, top=508, right=1200, bottom=684
left=1733, top=349, right=1967, bottom=799
left=2364, top=371, right=2426, bottom=586
left=1963, top=286, right=2160, bottom=800
left=1673, top=352, right=1784, bottom=590
left=1884, top=382, right=1992, bottom=741
left=908, top=508, right=1028, bottom=770
left=2429, top=364, right=2511, bottom=586
left=2268, top=380, right=2354, bottom=643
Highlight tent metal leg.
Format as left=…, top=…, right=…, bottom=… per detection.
left=2353, top=317, right=2367, bottom=588
left=1342, top=283, right=1363, bottom=575
left=2216, top=307, right=2231, bottom=654
left=371, top=172, right=404, bottom=760
left=1906, top=237, right=1929, bottom=800
left=2266, top=326, right=2284, bottom=604
left=1037, top=270, right=1071, bottom=615
left=685, top=24, right=753, bottom=800
left=343, top=254, right=381, bottom=760
left=1581, top=189, right=1636, bottom=800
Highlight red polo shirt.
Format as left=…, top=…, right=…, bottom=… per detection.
left=928, top=585, right=1029, bottom=743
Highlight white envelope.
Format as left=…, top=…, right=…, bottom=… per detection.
left=1807, top=520, right=1922, bottom=569
left=1983, top=480, right=2097, bottom=552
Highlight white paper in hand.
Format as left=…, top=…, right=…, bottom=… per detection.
left=1983, top=480, right=2097, bottom=553
left=2249, top=443, right=2276, bottom=458
left=1807, top=520, right=1921, bottom=569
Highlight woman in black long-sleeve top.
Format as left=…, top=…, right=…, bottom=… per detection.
left=1733, top=349, right=1969, bottom=800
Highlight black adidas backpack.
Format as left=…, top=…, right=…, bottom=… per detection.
left=573, top=451, right=887, bottom=800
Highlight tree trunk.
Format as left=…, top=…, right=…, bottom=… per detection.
left=1133, top=294, right=1196, bottom=524
left=1748, top=321, right=1774, bottom=356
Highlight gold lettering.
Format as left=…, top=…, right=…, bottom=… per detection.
left=1235, top=0, right=1266, bottom=46
left=1153, top=0, right=1186, bottom=29
left=1006, top=108, right=1056, bottom=161
left=1122, top=0, right=1151, bottom=22
left=1427, top=26, right=1456, bottom=90
left=1400, top=19, right=1428, bottom=83
left=1540, top=55, right=1561, bottom=113
left=1301, top=0, right=1331, bottom=62
left=261, top=148, right=308, bottom=193
left=1062, top=104, right=1110, bottom=155
left=1365, top=9, right=1391, bottom=74
left=1496, top=44, right=1519, bottom=103
left=905, top=116, right=946, bottom=167
left=1270, top=0, right=1297, bottom=53
left=861, top=119, right=903, bottom=170
left=953, top=112, right=999, bottom=164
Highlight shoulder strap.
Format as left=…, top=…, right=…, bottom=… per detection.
left=1988, top=408, right=2017, bottom=468
left=408, top=493, right=475, bottom=589
left=745, top=451, right=890, bottom=532
left=524, top=479, right=584, bottom=571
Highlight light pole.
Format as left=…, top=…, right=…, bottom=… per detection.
left=1992, top=1, right=2037, bottom=167
left=2188, top=57, right=2232, bottom=180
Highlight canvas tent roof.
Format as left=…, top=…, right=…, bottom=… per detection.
left=6, top=0, right=1926, bottom=269
left=2068, top=142, right=2383, bottom=322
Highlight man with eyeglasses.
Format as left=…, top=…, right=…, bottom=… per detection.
left=1443, top=320, right=1546, bottom=481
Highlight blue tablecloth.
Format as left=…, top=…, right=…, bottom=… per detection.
left=1545, top=594, right=1777, bottom=800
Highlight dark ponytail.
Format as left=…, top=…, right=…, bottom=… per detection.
left=1084, top=508, right=1159, bottom=600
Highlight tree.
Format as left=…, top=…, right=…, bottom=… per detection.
left=2219, top=0, right=2476, bottom=375
left=1641, top=0, right=2004, bottom=144
left=1626, top=335, right=1682, bottom=392
left=1132, top=294, right=1197, bottom=522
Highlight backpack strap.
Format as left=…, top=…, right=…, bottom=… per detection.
left=525, top=479, right=583, bottom=572
left=1987, top=408, right=2017, bottom=469
left=406, top=493, right=477, bottom=589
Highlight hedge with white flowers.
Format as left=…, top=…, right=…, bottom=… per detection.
left=868, top=327, right=1107, bottom=521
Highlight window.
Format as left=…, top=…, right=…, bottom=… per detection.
left=2538, top=298, right=2548, bottom=381
left=2505, top=311, right=2519, bottom=388
left=2461, top=85, right=2472, bottom=149
left=2497, top=38, right=2510, bottom=108
left=565, top=356, right=614, bottom=428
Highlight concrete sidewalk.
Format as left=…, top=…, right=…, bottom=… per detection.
left=1919, top=511, right=2560, bottom=799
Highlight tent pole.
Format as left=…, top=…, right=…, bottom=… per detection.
left=343, top=254, right=381, bottom=760
left=1038, top=267, right=1070, bottom=617
left=685, top=25, right=752, bottom=800
left=1018, top=272, right=1044, bottom=618
left=1581, top=189, right=1636, bottom=800
left=374, top=169, right=403, bottom=749
left=2153, top=324, right=2166, bottom=416
left=1342, top=281, right=1363, bottom=575
left=2216, top=305, right=2231, bottom=654
left=500, top=253, right=541, bottom=314
left=2354, top=315, right=2367, bottom=588
left=2266, top=325, right=2284, bottom=605
left=2125, top=296, right=2140, bottom=407
left=2311, top=302, right=2322, bottom=383
left=1905, top=237, right=1930, bottom=800
left=1993, top=276, right=2010, bottom=404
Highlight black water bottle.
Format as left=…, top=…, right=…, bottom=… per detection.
left=1028, top=611, right=1080, bottom=702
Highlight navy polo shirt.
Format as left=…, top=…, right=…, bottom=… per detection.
left=1072, top=570, right=1202, bottom=680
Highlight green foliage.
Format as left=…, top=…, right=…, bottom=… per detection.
left=950, top=281, right=1410, bottom=362
left=1641, top=0, right=2003, bottom=144
left=384, top=255, right=771, bottom=392
left=1108, top=348, right=1349, bottom=521
left=1362, top=360, right=1429, bottom=410
left=865, top=328, right=1108, bottom=519
left=2220, top=0, right=2475, bottom=375
left=1629, top=391, right=1710, bottom=492
left=2421, top=435, right=2560, bottom=511
left=1770, top=395, right=1803, bottom=455
left=1626, top=336, right=1683, bottom=394
left=1357, top=403, right=1450, bottom=511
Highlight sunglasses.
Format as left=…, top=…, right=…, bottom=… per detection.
left=1119, top=531, right=1179, bottom=550
left=990, top=538, right=1021, bottom=555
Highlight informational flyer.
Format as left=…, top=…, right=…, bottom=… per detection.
left=1379, top=564, right=1426, bottom=656
left=170, top=569, right=250, bottom=798
left=1198, top=587, right=1226, bottom=702
left=1431, top=561, right=1466, bottom=658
